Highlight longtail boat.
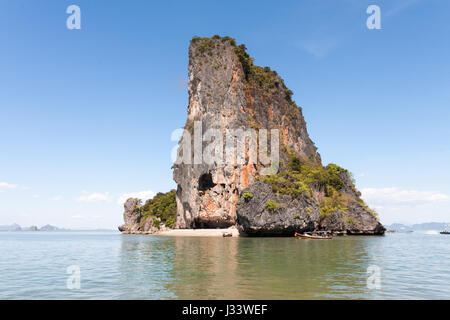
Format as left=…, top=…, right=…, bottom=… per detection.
left=294, top=231, right=333, bottom=240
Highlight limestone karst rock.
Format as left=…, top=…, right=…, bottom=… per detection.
left=118, top=35, right=384, bottom=236
left=118, top=198, right=150, bottom=233
left=172, top=35, right=384, bottom=235
left=173, top=36, right=320, bottom=229
left=118, top=191, right=177, bottom=233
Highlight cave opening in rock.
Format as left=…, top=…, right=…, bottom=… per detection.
left=198, top=173, right=216, bottom=192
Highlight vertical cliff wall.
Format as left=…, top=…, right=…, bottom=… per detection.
left=173, top=36, right=321, bottom=229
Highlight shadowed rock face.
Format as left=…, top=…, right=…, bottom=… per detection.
left=236, top=180, right=385, bottom=236
left=316, top=172, right=385, bottom=235
left=173, top=36, right=320, bottom=229
left=318, top=201, right=386, bottom=235
left=236, top=181, right=320, bottom=236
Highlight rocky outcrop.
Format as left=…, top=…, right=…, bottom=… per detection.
left=171, top=35, right=385, bottom=236
left=173, top=36, right=320, bottom=229
left=318, top=201, right=385, bottom=235
left=237, top=176, right=385, bottom=236
left=118, top=198, right=153, bottom=233
left=236, top=181, right=320, bottom=235
left=118, top=190, right=177, bottom=234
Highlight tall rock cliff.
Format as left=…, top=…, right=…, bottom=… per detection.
left=172, top=35, right=384, bottom=235
left=174, top=36, right=319, bottom=229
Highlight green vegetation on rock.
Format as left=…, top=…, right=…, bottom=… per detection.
left=357, top=198, right=379, bottom=219
left=243, top=192, right=253, bottom=201
left=257, top=150, right=374, bottom=220
left=190, top=35, right=295, bottom=104
left=265, top=200, right=281, bottom=211
left=319, top=186, right=350, bottom=218
left=260, top=173, right=311, bottom=198
left=258, top=151, right=349, bottom=199
left=191, top=35, right=236, bottom=56
left=141, top=190, right=177, bottom=228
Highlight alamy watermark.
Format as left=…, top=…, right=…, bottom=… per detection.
left=66, top=265, right=81, bottom=289
left=171, top=121, right=279, bottom=175
left=64, top=5, right=381, bottom=31
left=66, top=5, right=81, bottom=30
left=366, top=265, right=381, bottom=289
left=366, top=5, right=381, bottom=30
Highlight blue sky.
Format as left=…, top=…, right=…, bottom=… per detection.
left=0, top=0, right=449, bottom=228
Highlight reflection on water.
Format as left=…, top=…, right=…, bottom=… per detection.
left=118, top=235, right=176, bottom=299
left=168, top=237, right=241, bottom=299
left=0, top=232, right=449, bottom=299
left=168, top=237, right=375, bottom=299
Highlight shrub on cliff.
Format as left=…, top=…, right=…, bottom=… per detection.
left=141, top=190, right=177, bottom=228
left=265, top=200, right=281, bottom=211
left=319, top=186, right=350, bottom=218
left=243, top=192, right=253, bottom=201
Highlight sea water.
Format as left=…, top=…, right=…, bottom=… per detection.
left=0, top=231, right=448, bottom=299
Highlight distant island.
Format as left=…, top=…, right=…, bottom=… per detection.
left=1, top=222, right=448, bottom=233
left=0, top=224, right=113, bottom=232
left=386, top=222, right=450, bottom=233
left=0, top=223, right=65, bottom=232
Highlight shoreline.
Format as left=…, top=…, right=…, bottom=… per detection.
left=157, top=228, right=241, bottom=237
left=119, top=229, right=387, bottom=237
left=121, top=227, right=241, bottom=237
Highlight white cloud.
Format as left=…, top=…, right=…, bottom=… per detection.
left=117, top=190, right=155, bottom=206
left=77, top=191, right=112, bottom=203
left=361, top=187, right=449, bottom=206
left=0, top=182, right=18, bottom=191
left=32, top=194, right=40, bottom=198
left=361, top=187, right=450, bottom=225
left=71, top=214, right=84, bottom=219
left=50, top=196, right=62, bottom=201
left=0, top=182, right=28, bottom=192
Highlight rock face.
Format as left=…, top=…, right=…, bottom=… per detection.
left=237, top=179, right=384, bottom=236
left=118, top=190, right=177, bottom=234
left=236, top=181, right=320, bottom=236
left=318, top=201, right=385, bottom=235
left=118, top=198, right=155, bottom=233
left=171, top=35, right=384, bottom=235
left=173, top=36, right=320, bottom=229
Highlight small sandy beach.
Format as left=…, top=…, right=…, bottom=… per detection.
left=155, top=227, right=241, bottom=237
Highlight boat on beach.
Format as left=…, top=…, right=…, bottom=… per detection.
left=294, top=231, right=333, bottom=240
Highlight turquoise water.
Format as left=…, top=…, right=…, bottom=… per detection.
left=0, top=231, right=449, bottom=299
